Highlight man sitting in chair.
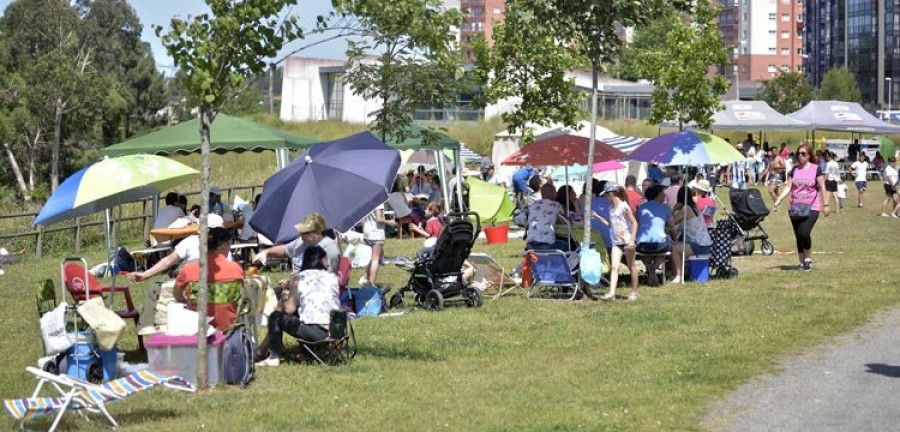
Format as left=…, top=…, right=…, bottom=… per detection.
left=174, top=227, right=244, bottom=331
left=256, top=246, right=340, bottom=367
left=253, top=213, right=340, bottom=273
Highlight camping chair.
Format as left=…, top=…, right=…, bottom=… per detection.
left=3, top=366, right=194, bottom=432
left=467, top=253, right=522, bottom=299
left=525, top=249, right=581, bottom=301
left=295, top=309, right=357, bottom=366
left=61, top=258, right=142, bottom=351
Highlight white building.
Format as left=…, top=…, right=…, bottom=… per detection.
left=279, top=56, right=654, bottom=123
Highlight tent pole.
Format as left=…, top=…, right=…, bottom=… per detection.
left=454, top=148, right=465, bottom=212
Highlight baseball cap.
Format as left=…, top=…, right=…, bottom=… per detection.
left=207, top=213, right=224, bottom=229
left=210, top=186, right=222, bottom=195
left=294, top=213, right=326, bottom=234
left=600, top=182, right=621, bottom=196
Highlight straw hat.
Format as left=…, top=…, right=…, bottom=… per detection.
left=294, top=213, right=326, bottom=234
left=691, top=179, right=712, bottom=194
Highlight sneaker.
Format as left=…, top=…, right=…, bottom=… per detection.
left=803, top=259, right=812, bottom=272
left=627, top=292, right=638, bottom=302
left=881, top=213, right=890, bottom=217
left=599, top=293, right=616, bottom=301
left=668, top=276, right=682, bottom=284
left=893, top=214, right=900, bottom=219
left=255, top=357, right=280, bottom=367
left=795, top=263, right=805, bottom=271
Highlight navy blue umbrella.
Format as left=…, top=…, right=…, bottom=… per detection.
left=249, top=132, right=401, bottom=244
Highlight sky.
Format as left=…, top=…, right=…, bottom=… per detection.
left=0, top=0, right=349, bottom=75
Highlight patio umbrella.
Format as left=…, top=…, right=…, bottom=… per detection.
left=501, top=133, right=626, bottom=166
left=551, top=160, right=627, bottom=182
left=401, top=149, right=452, bottom=166
left=249, top=132, right=401, bottom=244
left=628, top=131, right=745, bottom=284
left=34, top=155, right=199, bottom=227
left=627, top=131, right=744, bottom=166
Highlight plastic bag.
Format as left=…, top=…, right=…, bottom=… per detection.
left=580, top=248, right=604, bottom=286
left=77, top=297, right=126, bottom=351
left=40, top=302, right=72, bottom=355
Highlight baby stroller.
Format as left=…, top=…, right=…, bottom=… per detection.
left=390, top=212, right=482, bottom=312
left=715, top=187, right=774, bottom=256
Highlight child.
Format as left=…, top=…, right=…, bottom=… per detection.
left=836, top=178, right=847, bottom=213
left=592, top=183, right=639, bottom=302
left=424, top=202, right=443, bottom=237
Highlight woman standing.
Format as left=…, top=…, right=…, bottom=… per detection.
left=670, top=186, right=713, bottom=284
left=592, top=183, right=639, bottom=301
left=773, top=143, right=830, bottom=271
left=764, top=148, right=786, bottom=202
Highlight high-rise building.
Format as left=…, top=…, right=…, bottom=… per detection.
left=455, top=0, right=505, bottom=60
left=805, top=0, right=898, bottom=107
left=717, top=0, right=805, bottom=99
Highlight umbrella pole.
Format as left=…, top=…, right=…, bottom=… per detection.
left=107, top=205, right=123, bottom=309
left=682, top=170, right=688, bottom=285
left=437, top=153, right=450, bottom=212
left=454, top=148, right=465, bottom=212
left=565, top=165, right=572, bottom=253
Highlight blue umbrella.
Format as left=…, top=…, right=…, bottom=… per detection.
left=249, top=132, right=401, bottom=244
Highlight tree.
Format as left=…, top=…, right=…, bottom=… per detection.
left=757, top=71, right=814, bottom=114
left=819, top=67, right=862, bottom=102
left=472, top=1, right=584, bottom=143
left=335, top=0, right=463, bottom=143
left=616, top=12, right=681, bottom=81
left=634, top=1, right=730, bottom=131
left=156, top=0, right=306, bottom=390
left=478, top=0, right=689, bottom=245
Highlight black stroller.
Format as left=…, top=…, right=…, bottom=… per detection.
left=721, top=188, right=774, bottom=256
left=389, top=212, right=482, bottom=312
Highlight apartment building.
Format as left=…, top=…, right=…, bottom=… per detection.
left=456, top=0, right=505, bottom=60
left=805, top=0, right=899, bottom=107
left=718, top=0, right=805, bottom=99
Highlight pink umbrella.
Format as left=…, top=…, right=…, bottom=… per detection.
left=592, top=159, right=625, bottom=173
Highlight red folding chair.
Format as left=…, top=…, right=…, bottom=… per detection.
left=61, top=258, right=143, bottom=350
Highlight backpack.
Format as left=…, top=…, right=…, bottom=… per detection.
left=223, top=324, right=255, bottom=386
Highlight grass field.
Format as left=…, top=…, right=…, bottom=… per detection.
left=2, top=183, right=900, bottom=431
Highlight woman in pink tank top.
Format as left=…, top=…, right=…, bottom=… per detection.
left=773, top=142, right=830, bottom=271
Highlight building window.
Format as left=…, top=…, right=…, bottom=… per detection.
left=781, top=13, right=790, bottom=21
left=781, top=48, right=790, bottom=55
left=769, top=13, right=776, bottom=20
left=768, top=64, right=777, bottom=72
left=492, top=7, right=501, bottom=14
left=781, top=30, right=790, bottom=39
left=781, top=65, right=789, bottom=71
left=797, top=65, right=803, bottom=72
left=797, top=48, right=803, bottom=55
left=467, top=7, right=484, bottom=17
left=781, top=0, right=789, bottom=4
left=769, top=47, right=777, bottom=54
left=797, top=14, right=803, bottom=22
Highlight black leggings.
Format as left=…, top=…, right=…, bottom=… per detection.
left=267, top=311, right=328, bottom=358
left=790, top=210, right=819, bottom=253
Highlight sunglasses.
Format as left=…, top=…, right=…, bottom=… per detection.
left=797, top=152, right=809, bottom=156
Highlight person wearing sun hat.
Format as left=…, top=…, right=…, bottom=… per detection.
left=689, top=178, right=716, bottom=227
left=254, top=213, right=340, bottom=273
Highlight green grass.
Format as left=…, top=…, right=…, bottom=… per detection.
left=3, top=184, right=900, bottom=431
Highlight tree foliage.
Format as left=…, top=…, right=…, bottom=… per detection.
left=616, top=12, right=681, bottom=81
left=818, top=67, right=862, bottom=102
left=472, top=1, right=584, bottom=143
left=756, top=72, right=814, bottom=114
left=0, top=0, right=166, bottom=199
left=156, top=0, right=309, bottom=390
left=335, top=0, right=463, bottom=143
left=633, top=0, right=730, bottom=130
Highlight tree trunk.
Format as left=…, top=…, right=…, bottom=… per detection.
left=28, top=140, right=35, bottom=192
left=3, top=143, right=31, bottom=201
left=51, top=97, right=63, bottom=192
left=582, top=64, right=599, bottom=246
left=195, top=107, right=213, bottom=391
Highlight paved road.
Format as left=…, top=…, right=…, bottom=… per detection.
left=705, top=308, right=900, bottom=432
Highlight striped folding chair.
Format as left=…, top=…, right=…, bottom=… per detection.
left=4, top=366, right=194, bottom=431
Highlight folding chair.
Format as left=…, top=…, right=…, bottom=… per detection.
left=4, top=366, right=194, bottom=432
left=525, top=249, right=581, bottom=301
left=296, top=309, right=357, bottom=366
left=467, top=253, right=522, bottom=299
left=61, top=258, right=143, bottom=350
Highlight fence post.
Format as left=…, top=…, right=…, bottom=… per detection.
left=74, top=217, right=81, bottom=254
left=142, top=199, right=149, bottom=242
left=35, top=225, right=42, bottom=258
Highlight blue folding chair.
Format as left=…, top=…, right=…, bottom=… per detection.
left=525, top=249, right=581, bottom=301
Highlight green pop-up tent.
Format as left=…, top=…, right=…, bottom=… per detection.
left=100, top=114, right=320, bottom=158
left=467, top=177, right=515, bottom=225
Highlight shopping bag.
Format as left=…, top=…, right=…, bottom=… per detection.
left=76, top=297, right=126, bottom=351
left=40, top=302, right=72, bottom=355
left=580, top=248, right=604, bottom=286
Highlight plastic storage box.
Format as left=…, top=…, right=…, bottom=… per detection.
left=688, top=256, right=710, bottom=283
left=146, top=331, right=226, bottom=388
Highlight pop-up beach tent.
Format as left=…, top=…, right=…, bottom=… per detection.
left=467, top=177, right=515, bottom=225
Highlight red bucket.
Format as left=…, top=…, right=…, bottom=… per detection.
left=484, top=224, right=509, bottom=244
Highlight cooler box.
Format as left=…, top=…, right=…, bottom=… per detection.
left=64, top=331, right=118, bottom=382
left=146, top=331, right=226, bottom=388
left=688, top=256, right=710, bottom=283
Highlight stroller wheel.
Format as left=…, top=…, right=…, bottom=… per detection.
left=464, top=288, right=483, bottom=308
left=389, top=292, right=404, bottom=310
left=424, top=289, right=444, bottom=312
left=42, top=359, right=59, bottom=375
left=760, top=241, right=775, bottom=256
left=729, top=268, right=740, bottom=278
